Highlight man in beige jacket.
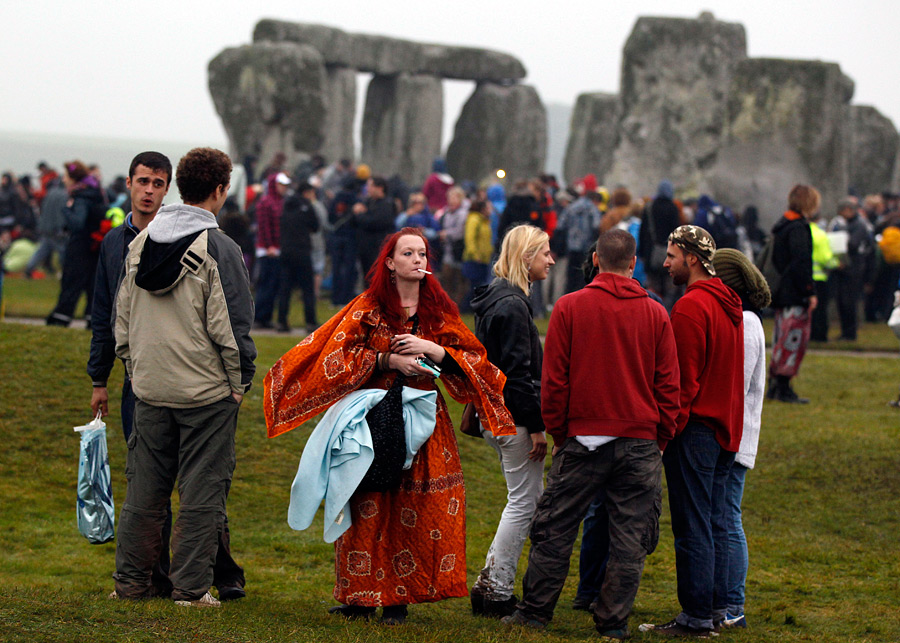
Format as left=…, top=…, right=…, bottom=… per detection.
left=113, top=148, right=256, bottom=608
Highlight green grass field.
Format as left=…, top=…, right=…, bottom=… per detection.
left=1, top=278, right=899, bottom=642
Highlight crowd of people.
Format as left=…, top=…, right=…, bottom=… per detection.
left=3, top=146, right=899, bottom=636
left=4, top=153, right=900, bottom=344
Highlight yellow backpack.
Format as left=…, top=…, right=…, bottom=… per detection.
left=878, top=226, right=900, bottom=264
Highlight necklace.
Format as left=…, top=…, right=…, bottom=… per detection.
left=400, top=301, right=418, bottom=319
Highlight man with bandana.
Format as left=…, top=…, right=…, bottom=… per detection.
left=642, top=225, right=744, bottom=639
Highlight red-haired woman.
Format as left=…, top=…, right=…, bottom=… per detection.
left=264, top=227, right=514, bottom=625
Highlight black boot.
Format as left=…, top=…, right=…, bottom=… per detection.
left=470, top=585, right=485, bottom=616
left=328, top=604, right=375, bottom=620
left=775, top=376, right=809, bottom=404
left=482, top=595, right=518, bottom=618
left=381, top=604, right=408, bottom=625
left=766, top=377, right=778, bottom=400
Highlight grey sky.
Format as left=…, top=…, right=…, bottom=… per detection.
left=3, top=0, right=897, bottom=153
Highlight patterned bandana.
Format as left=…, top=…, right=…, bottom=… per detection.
left=668, top=225, right=717, bottom=276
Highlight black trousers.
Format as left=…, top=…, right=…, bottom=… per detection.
left=278, top=255, right=318, bottom=328
left=832, top=270, right=863, bottom=340
left=48, top=236, right=97, bottom=324
left=810, top=279, right=830, bottom=342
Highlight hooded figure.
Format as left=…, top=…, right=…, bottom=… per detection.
left=422, top=157, right=454, bottom=212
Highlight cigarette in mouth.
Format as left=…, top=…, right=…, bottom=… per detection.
left=416, top=269, right=432, bottom=274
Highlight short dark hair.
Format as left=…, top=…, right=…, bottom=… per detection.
left=129, top=151, right=172, bottom=186
left=595, top=229, right=636, bottom=272
left=369, top=175, right=388, bottom=193
left=176, top=148, right=231, bottom=204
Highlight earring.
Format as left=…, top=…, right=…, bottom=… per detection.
left=390, top=269, right=396, bottom=284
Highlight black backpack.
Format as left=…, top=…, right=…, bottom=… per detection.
left=755, top=236, right=781, bottom=297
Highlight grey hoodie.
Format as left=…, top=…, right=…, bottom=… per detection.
left=147, top=203, right=218, bottom=243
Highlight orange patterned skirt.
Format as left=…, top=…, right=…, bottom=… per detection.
left=333, top=391, right=467, bottom=606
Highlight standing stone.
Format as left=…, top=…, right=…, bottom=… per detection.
left=706, top=58, right=854, bottom=226
left=208, top=42, right=327, bottom=166
left=360, top=73, right=443, bottom=186
left=254, top=19, right=526, bottom=82
left=605, top=13, right=747, bottom=194
left=893, top=148, right=900, bottom=193
left=848, top=105, right=899, bottom=197
left=446, top=83, right=547, bottom=184
left=322, top=66, right=357, bottom=163
left=563, top=92, right=620, bottom=184
left=254, top=20, right=354, bottom=67
left=545, top=102, right=574, bottom=181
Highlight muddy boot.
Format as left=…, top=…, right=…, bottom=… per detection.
left=483, top=595, right=519, bottom=618
left=470, top=585, right=486, bottom=616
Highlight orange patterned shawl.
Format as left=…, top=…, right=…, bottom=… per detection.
left=264, top=293, right=514, bottom=606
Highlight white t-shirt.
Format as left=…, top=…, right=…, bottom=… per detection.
left=575, top=435, right=618, bottom=451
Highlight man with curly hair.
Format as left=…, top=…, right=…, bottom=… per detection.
left=113, top=147, right=256, bottom=608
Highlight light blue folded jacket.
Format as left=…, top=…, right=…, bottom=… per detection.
left=287, top=386, right=438, bottom=542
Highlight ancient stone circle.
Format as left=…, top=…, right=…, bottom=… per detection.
left=564, top=12, right=899, bottom=224
left=209, top=14, right=899, bottom=221
left=208, top=19, right=545, bottom=186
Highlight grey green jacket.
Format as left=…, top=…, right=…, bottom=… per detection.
left=115, top=204, right=256, bottom=408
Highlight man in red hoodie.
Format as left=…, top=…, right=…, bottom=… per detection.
left=642, top=225, right=744, bottom=639
left=503, top=230, right=680, bottom=638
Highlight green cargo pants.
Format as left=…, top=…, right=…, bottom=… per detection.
left=114, top=396, right=239, bottom=601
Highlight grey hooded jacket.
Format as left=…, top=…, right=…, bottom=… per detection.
left=115, top=204, right=256, bottom=408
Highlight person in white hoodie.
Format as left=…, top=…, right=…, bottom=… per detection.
left=710, top=248, right=771, bottom=631
left=113, top=148, right=256, bottom=608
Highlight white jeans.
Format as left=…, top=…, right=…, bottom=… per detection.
left=472, top=424, right=545, bottom=600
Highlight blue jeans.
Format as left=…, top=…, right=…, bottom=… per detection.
left=724, top=463, right=748, bottom=615
left=25, top=233, right=67, bottom=274
left=460, top=261, right=490, bottom=312
left=575, top=490, right=610, bottom=603
left=663, top=423, right=734, bottom=629
left=254, top=256, right=281, bottom=324
left=329, top=232, right=358, bottom=306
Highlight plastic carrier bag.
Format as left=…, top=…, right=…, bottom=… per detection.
left=74, top=413, right=115, bottom=544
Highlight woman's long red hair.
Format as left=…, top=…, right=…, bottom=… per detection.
left=366, top=227, right=459, bottom=333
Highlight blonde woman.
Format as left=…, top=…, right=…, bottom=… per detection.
left=469, top=224, right=554, bottom=617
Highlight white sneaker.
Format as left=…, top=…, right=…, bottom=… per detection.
left=174, top=591, right=221, bottom=608
left=107, top=590, right=118, bottom=600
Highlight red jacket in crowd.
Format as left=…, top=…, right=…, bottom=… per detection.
left=670, top=277, right=744, bottom=452
left=541, top=272, right=681, bottom=451
left=255, top=174, right=284, bottom=251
